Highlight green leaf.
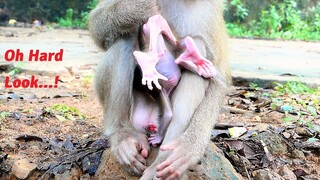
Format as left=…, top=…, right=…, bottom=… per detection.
left=283, top=116, right=294, bottom=122
left=66, top=114, right=76, bottom=121
left=55, top=115, right=66, bottom=122
left=0, top=112, right=8, bottom=120
left=307, top=106, right=317, bottom=116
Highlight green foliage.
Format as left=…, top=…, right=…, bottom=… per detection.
left=225, top=0, right=320, bottom=40
left=230, top=0, right=249, bottom=23
left=271, top=81, right=320, bottom=124
left=48, top=104, right=85, bottom=121
left=8, top=62, right=25, bottom=76
left=249, top=82, right=260, bottom=90
left=0, top=112, right=9, bottom=120
left=82, top=75, right=94, bottom=88
left=58, top=8, right=74, bottom=27
left=58, top=0, right=98, bottom=28
left=273, top=81, right=319, bottom=95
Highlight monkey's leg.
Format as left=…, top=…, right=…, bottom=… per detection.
left=148, top=89, right=173, bottom=147
left=141, top=72, right=209, bottom=179
left=144, top=14, right=177, bottom=52
left=176, top=36, right=216, bottom=78
left=95, top=40, right=150, bottom=175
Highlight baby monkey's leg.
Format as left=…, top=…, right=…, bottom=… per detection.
left=176, top=36, right=217, bottom=78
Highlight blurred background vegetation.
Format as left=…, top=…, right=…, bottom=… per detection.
left=0, top=0, right=319, bottom=40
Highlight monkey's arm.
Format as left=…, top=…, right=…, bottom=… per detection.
left=89, top=0, right=157, bottom=50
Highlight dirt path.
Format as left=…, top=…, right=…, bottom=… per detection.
left=1, top=27, right=319, bottom=81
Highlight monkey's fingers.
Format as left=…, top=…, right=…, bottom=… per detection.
left=159, top=160, right=189, bottom=179
left=156, top=157, right=187, bottom=179
left=153, top=80, right=162, bottom=90
left=123, top=142, right=145, bottom=165
left=196, top=60, right=216, bottom=78
left=197, top=65, right=211, bottom=78
left=160, top=141, right=177, bottom=151
left=118, top=148, right=145, bottom=175
left=156, top=151, right=180, bottom=171
left=138, top=136, right=150, bottom=158
left=147, top=80, right=153, bottom=90
left=203, top=65, right=217, bottom=78
left=141, top=78, right=149, bottom=87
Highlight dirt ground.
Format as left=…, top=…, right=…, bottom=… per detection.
left=0, top=27, right=320, bottom=179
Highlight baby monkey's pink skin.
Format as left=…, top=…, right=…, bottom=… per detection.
left=132, top=92, right=160, bottom=135
left=134, top=15, right=215, bottom=91
left=133, top=15, right=216, bottom=147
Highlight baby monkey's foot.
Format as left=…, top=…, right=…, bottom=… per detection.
left=176, top=36, right=216, bottom=78
left=148, top=133, right=163, bottom=147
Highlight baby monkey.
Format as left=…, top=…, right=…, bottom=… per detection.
left=132, top=15, right=216, bottom=147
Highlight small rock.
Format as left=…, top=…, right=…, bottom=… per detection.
left=0, top=62, right=12, bottom=71
left=261, top=111, right=284, bottom=124
left=80, top=173, right=91, bottom=180
left=95, top=143, right=243, bottom=179
left=70, top=168, right=82, bottom=179
left=230, top=155, right=252, bottom=176
left=12, top=159, right=37, bottom=179
left=5, top=140, right=17, bottom=150
left=252, top=131, right=288, bottom=155
left=54, top=168, right=83, bottom=179
left=296, top=126, right=313, bottom=137
left=292, top=159, right=304, bottom=166
left=252, top=123, right=270, bottom=132
left=291, top=149, right=306, bottom=160
left=54, top=171, right=71, bottom=180
left=278, top=165, right=297, bottom=180
left=282, top=132, right=291, bottom=139
left=253, top=169, right=284, bottom=180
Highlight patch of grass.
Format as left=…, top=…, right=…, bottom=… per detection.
left=57, top=0, right=98, bottom=29
left=274, top=81, right=319, bottom=95
left=0, top=112, right=10, bottom=120
left=47, top=104, right=85, bottom=121
left=225, top=0, right=320, bottom=40
left=8, top=62, right=25, bottom=76
left=249, top=82, right=263, bottom=90
left=271, top=81, right=320, bottom=124
left=58, top=9, right=73, bottom=27
left=82, top=75, right=94, bottom=89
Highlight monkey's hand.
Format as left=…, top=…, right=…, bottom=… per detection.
left=111, top=131, right=150, bottom=175
left=156, top=136, right=201, bottom=179
left=133, top=50, right=168, bottom=90
left=176, top=36, right=216, bottom=78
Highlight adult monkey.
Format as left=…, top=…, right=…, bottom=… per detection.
left=89, top=0, right=230, bottom=179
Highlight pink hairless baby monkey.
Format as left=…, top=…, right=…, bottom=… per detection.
left=132, top=15, right=216, bottom=146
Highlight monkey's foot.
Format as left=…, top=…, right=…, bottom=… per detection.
left=148, top=133, right=163, bottom=147
left=176, top=36, right=216, bottom=78
left=133, top=50, right=168, bottom=90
